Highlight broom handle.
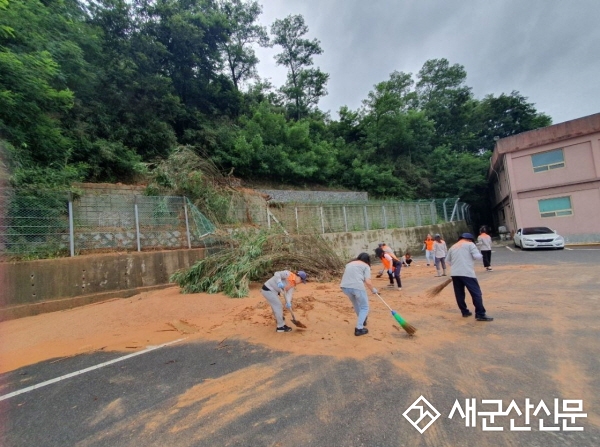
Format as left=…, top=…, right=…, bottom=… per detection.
left=375, top=293, right=393, bottom=312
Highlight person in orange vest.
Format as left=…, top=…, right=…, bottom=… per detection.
left=375, top=242, right=395, bottom=277
left=378, top=247, right=402, bottom=290
left=422, top=234, right=434, bottom=266
left=261, top=270, right=307, bottom=332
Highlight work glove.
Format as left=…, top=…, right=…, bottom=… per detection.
left=285, top=302, right=292, bottom=309
left=277, top=281, right=284, bottom=289
left=371, top=288, right=378, bottom=294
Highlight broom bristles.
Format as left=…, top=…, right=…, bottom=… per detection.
left=425, top=278, right=452, bottom=298
left=400, top=322, right=417, bottom=336
left=392, top=311, right=417, bottom=336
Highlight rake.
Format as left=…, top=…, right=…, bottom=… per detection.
left=374, top=293, right=416, bottom=335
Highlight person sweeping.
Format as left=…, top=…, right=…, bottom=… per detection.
left=261, top=270, right=307, bottom=332
left=340, top=253, right=378, bottom=336
left=379, top=249, right=402, bottom=290
left=446, top=233, right=493, bottom=321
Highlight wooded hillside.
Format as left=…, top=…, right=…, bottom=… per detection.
left=0, top=0, right=552, bottom=223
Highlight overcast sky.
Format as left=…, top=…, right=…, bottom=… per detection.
left=253, top=0, right=600, bottom=124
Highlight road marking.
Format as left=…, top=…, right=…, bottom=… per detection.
left=565, top=247, right=573, bottom=250
left=0, top=338, right=186, bottom=402
left=505, top=246, right=515, bottom=252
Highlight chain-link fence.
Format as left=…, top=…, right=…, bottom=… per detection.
left=0, top=188, right=216, bottom=260
left=224, top=198, right=471, bottom=234
left=0, top=186, right=471, bottom=260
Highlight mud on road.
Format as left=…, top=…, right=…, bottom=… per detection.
left=1, top=250, right=599, bottom=446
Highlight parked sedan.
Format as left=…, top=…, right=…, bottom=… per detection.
left=514, top=226, right=565, bottom=249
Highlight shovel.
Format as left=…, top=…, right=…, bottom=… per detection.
left=289, top=307, right=307, bottom=328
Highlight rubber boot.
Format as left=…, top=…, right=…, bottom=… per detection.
left=435, top=268, right=441, bottom=277
left=442, top=268, right=447, bottom=276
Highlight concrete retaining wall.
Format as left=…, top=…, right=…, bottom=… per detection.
left=0, top=220, right=470, bottom=321
left=322, top=221, right=470, bottom=259
left=0, top=248, right=206, bottom=321
left=258, top=189, right=368, bottom=203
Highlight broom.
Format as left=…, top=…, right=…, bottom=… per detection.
left=425, top=278, right=453, bottom=298
left=374, top=293, right=416, bottom=335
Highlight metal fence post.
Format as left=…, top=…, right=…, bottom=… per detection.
left=382, top=205, right=387, bottom=229
left=399, top=204, right=405, bottom=228
left=443, top=199, right=448, bottom=222
left=68, top=192, right=75, bottom=257
left=449, top=198, right=460, bottom=222
left=363, top=206, right=369, bottom=231
left=183, top=197, right=191, bottom=249
left=430, top=200, right=436, bottom=224
left=320, top=206, right=325, bottom=234
left=343, top=206, right=348, bottom=232
left=294, top=207, right=299, bottom=233
left=134, top=196, right=141, bottom=252
left=416, top=202, right=422, bottom=226
left=267, top=205, right=271, bottom=230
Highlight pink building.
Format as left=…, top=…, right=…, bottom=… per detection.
left=489, top=112, right=600, bottom=244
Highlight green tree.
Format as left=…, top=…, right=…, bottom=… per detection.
left=471, top=91, right=552, bottom=152
left=0, top=0, right=92, bottom=174
left=271, top=14, right=328, bottom=120
left=218, top=0, right=269, bottom=91
left=416, top=58, right=474, bottom=150
left=362, top=70, right=416, bottom=153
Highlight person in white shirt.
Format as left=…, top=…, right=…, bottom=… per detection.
left=340, top=253, right=378, bottom=336
left=477, top=226, right=493, bottom=271
left=446, top=233, right=493, bottom=321
left=432, top=234, right=448, bottom=277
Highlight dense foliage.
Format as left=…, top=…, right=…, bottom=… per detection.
left=0, top=0, right=552, bottom=224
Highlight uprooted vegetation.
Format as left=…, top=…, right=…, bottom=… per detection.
left=171, top=230, right=345, bottom=298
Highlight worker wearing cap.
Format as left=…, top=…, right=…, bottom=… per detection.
left=261, top=270, right=307, bottom=332
left=446, top=233, right=493, bottom=321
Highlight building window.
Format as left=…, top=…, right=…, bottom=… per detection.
left=538, top=196, right=572, bottom=218
left=531, top=149, right=565, bottom=172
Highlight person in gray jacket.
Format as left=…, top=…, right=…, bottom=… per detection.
left=261, top=270, right=307, bottom=332
left=446, top=233, right=493, bottom=321
left=433, top=234, right=448, bottom=277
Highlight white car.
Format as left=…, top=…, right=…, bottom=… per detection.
left=514, top=227, right=565, bottom=250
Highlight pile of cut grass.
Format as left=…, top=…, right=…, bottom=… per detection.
left=171, top=230, right=345, bottom=298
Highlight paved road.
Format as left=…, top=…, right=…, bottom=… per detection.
left=1, top=247, right=599, bottom=447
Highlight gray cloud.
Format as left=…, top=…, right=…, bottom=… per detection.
left=255, top=0, right=600, bottom=123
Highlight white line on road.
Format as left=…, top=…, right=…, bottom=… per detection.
left=0, top=338, right=186, bottom=402
left=505, top=246, right=515, bottom=252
